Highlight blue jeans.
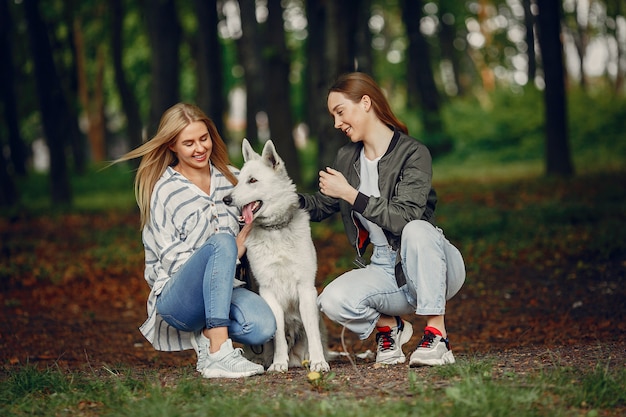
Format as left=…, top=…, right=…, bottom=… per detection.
left=156, top=233, right=276, bottom=345
left=317, top=220, right=465, bottom=340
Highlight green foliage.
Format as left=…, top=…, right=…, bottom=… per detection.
left=11, top=164, right=137, bottom=215
left=459, top=86, right=620, bottom=159
left=441, top=86, right=545, bottom=163
left=426, top=85, right=626, bottom=182
left=567, top=88, right=626, bottom=167
left=7, top=84, right=625, bottom=213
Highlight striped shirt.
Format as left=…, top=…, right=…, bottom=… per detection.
left=139, top=164, right=241, bottom=351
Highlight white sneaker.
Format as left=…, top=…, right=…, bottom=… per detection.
left=409, top=327, right=456, bottom=366
left=190, top=331, right=210, bottom=372
left=201, top=339, right=264, bottom=379
left=375, top=318, right=413, bottom=364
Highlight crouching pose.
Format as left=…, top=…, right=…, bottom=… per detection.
left=115, top=103, right=276, bottom=378
left=299, top=73, right=466, bottom=366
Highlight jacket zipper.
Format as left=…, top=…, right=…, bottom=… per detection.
left=350, top=160, right=365, bottom=263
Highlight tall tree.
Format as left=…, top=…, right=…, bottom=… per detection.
left=111, top=0, right=143, bottom=157
left=605, top=0, right=625, bottom=93
left=536, top=0, right=574, bottom=177
left=522, top=0, right=537, bottom=83
left=194, top=0, right=225, bottom=135
left=74, top=15, right=107, bottom=162
left=354, top=0, right=373, bottom=74
left=144, top=0, right=181, bottom=137
left=236, top=0, right=266, bottom=147
left=315, top=0, right=363, bottom=169
left=438, top=0, right=465, bottom=97
left=304, top=0, right=340, bottom=184
left=402, top=0, right=450, bottom=156
left=23, top=0, right=73, bottom=205
left=0, top=0, right=28, bottom=176
left=563, top=0, right=590, bottom=90
left=265, top=0, right=301, bottom=184
left=0, top=156, right=18, bottom=207
left=59, top=0, right=87, bottom=175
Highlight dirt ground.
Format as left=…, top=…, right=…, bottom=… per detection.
left=0, top=211, right=625, bottom=405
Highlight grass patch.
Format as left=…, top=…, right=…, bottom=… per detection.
left=1, top=359, right=623, bottom=416
left=543, top=363, right=626, bottom=411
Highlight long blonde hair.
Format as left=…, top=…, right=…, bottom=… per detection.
left=114, top=103, right=237, bottom=229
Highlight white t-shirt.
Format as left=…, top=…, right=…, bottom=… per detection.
left=354, top=149, right=388, bottom=247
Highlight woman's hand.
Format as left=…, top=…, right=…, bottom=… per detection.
left=236, top=223, right=253, bottom=259
left=319, top=167, right=358, bottom=204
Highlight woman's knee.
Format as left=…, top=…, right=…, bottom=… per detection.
left=253, top=315, right=277, bottom=341
left=233, top=311, right=276, bottom=345
left=207, top=233, right=237, bottom=256
left=445, top=243, right=466, bottom=299
left=317, top=281, right=346, bottom=317
left=402, top=220, right=438, bottom=246
left=191, top=233, right=237, bottom=267
left=230, top=289, right=277, bottom=344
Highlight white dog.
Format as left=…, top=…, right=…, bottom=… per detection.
left=223, top=139, right=330, bottom=373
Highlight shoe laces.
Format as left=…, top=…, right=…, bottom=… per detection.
left=197, top=347, right=208, bottom=363
left=219, top=347, right=243, bottom=365
left=194, top=334, right=209, bottom=363
left=376, top=327, right=396, bottom=351
left=418, top=329, right=437, bottom=348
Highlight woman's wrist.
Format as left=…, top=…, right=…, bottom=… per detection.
left=344, top=188, right=359, bottom=205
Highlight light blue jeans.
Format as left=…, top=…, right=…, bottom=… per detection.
left=156, top=233, right=276, bottom=345
left=317, top=220, right=465, bottom=340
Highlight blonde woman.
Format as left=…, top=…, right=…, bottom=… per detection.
left=115, top=103, right=276, bottom=378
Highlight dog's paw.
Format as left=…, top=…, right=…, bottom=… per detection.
left=310, top=360, right=330, bottom=373
left=267, top=362, right=289, bottom=373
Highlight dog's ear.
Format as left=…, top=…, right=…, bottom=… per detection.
left=241, top=138, right=260, bottom=162
left=261, top=140, right=286, bottom=174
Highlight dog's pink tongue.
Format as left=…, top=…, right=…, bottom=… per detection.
left=242, top=204, right=254, bottom=224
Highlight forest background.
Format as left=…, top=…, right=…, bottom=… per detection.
left=1, top=0, right=625, bottom=204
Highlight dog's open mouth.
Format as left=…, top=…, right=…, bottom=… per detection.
left=240, top=201, right=263, bottom=224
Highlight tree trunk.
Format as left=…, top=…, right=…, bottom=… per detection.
left=304, top=0, right=342, bottom=185
left=438, top=0, right=465, bottom=96
left=264, top=0, right=300, bottom=184
left=236, top=0, right=266, bottom=147
left=402, top=0, right=450, bottom=156
left=315, top=0, right=361, bottom=170
left=0, top=156, right=19, bottom=208
left=194, top=0, right=225, bottom=136
left=60, top=0, right=87, bottom=175
left=570, top=1, right=589, bottom=90
left=111, top=0, right=143, bottom=158
left=354, top=0, right=373, bottom=74
left=522, top=0, right=537, bottom=83
left=74, top=17, right=107, bottom=162
left=606, top=0, right=624, bottom=93
left=402, top=0, right=441, bottom=122
left=23, top=0, right=73, bottom=205
left=144, top=0, right=181, bottom=137
left=536, top=0, right=574, bottom=177
left=0, top=0, right=28, bottom=176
